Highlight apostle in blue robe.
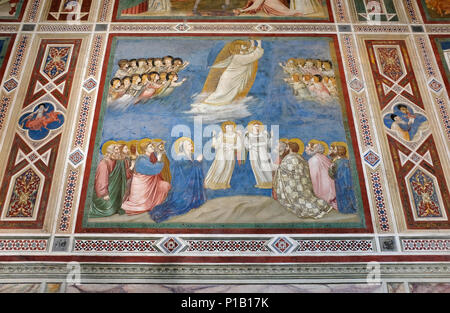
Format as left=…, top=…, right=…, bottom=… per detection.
left=328, top=144, right=357, bottom=214
left=149, top=137, right=206, bottom=223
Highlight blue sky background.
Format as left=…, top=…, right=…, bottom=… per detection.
left=94, top=36, right=359, bottom=200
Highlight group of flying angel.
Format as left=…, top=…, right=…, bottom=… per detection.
left=106, top=39, right=265, bottom=110
left=91, top=39, right=358, bottom=221
left=106, top=39, right=340, bottom=110
left=280, top=57, right=338, bottom=103
left=107, top=55, right=189, bottom=110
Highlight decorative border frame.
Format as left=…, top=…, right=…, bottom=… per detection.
left=356, top=33, right=450, bottom=232
left=74, top=32, right=373, bottom=235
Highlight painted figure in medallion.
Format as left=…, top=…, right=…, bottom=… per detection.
left=19, top=103, right=65, bottom=141
left=384, top=104, right=428, bottom=142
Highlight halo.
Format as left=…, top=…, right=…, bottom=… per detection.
left=138, top=138, right=152, bottom=155
left=174, top=137, right=194, bottom=155
left=229, top=40, right=251, bottom=54
left=308, top=139, right=329, bottom=156
left=152, top=138, right=166, bottom=150
left=247, top=120, right=264, bottom=131
left=279, top=138, right=290, bottom=144
left=127, top=140, right=139, bottom=154
left=101, top=141, right=117, bottom=155
left=287, top=58, right=298, bottom=65
left=331, top=141, right=349, bottom=158
left=289, top=138, right=305, bottom=155
left=221, top=121, right=237, bottom=133
left=116, top=140, right=127, bottom=147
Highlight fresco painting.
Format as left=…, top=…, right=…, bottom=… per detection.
left=114, top=0, right=332, bottom=21
left=0, top=0, right=448, bottom=291
left=79, top=35, right=368, bottom=230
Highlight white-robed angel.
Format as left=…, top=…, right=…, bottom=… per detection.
left=202, top=39, right=264, bottom=106
left=244, top=120, right=273, bottom=189
left=204, top=121, right=246, bottom=190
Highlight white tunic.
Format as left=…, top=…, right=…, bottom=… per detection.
left=204, top=132, right=243, bottom=190
left=204, top=47, right=264, bottom=106
left=245, top=131, right=273, bottom=189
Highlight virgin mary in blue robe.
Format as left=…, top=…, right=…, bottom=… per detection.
left=149, top=148, right=206, bottom=223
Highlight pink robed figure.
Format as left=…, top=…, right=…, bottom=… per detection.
left=307, top=144, right=337, bottom=209
left=121, top=144, right=171, bottom=215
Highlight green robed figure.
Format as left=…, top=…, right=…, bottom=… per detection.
left=89, top=141, right=134, bottom=218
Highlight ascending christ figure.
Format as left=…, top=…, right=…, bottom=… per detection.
left=202, top=40, right=264, bottom=106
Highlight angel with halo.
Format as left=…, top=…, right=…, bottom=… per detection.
left=204, top=121, right=246, bottom=190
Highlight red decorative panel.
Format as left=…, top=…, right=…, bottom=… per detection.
left=0, top=38, right=81, bottom=229
left=366, top=40, right=423, bottom=110
left=24, top=39, right=81, bottom=109
left=366, top=40, right=450, bottom=229
left=0, top=134, right=60, bottom=228
left=388, top=135, right=450, bottom=228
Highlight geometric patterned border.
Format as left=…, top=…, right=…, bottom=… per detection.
left=0, top=239, right=47, bottom=251
left=58, top=170, right=79, bottom=232
left=402, top=239, right=450, bottom=251
left=71, top=237, right=378, bottom=254
left=74, top=239, right=157, bottom=253
left=296, top=239, right=373, bottom=252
